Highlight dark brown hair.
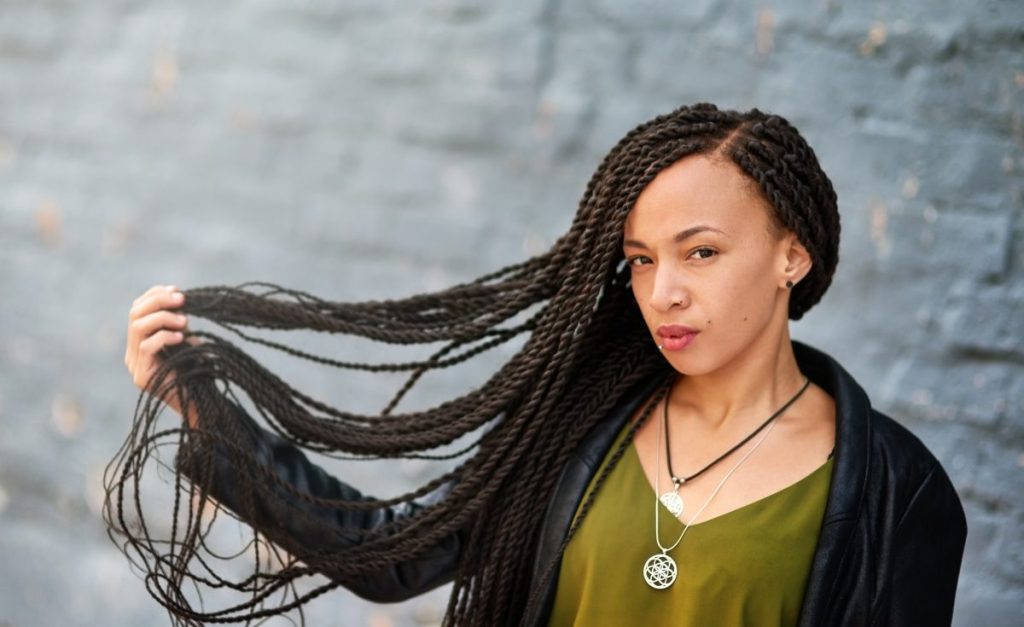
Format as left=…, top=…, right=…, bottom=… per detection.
left=104, top=102, right=840, bottom=626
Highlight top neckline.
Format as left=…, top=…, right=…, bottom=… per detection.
left=628, top=435, right=834, bottom=530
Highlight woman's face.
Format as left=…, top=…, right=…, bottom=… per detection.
left=622, top=153, right=805, bottom=376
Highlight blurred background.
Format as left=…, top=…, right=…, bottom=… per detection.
left=0, top=0, right=1022, bottom=625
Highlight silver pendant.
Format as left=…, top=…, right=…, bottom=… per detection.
left=643, top=552, right=677, bottom=589
left=659, top=490, right=685, bottom=517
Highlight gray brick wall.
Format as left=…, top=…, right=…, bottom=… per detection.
left=0, top=1, right=1020, bottom=625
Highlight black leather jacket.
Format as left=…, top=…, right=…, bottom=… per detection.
left=178, top=340, right=968, bottom=626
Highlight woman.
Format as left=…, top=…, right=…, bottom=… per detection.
left=116, top=102, right=967, bottom=626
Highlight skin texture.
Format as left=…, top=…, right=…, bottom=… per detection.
left=124, top=284, right=201, bottom=427
left=622, top=153, right=836, bottom=527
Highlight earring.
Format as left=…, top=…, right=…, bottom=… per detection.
left=785, top=279, right=794, bottom=289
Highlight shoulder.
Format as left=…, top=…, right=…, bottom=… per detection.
left=867, top=408, right=942, bottom=481
left=866, top=408, right=966, bottom=531
left=793, top=340, right=966, bottom=536
left=806, top=337, right=945, bottom=482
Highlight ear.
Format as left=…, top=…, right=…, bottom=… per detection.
left=778, top=231, right=813, bottom=289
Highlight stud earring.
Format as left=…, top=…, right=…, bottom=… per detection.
left=785, top=279, right=794, bottom=289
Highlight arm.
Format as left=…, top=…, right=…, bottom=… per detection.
left=174, top=399, right=466, bottom=603
left=123, top=288, right=463, bottom=601
left=874, top=463, right=968, bottom=626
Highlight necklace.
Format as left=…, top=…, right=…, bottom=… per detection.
left=658, top=376, right=812, bottom=517
left=643, top=376, right=811, bottom=590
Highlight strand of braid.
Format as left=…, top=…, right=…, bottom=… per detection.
left=103, top=101, right=840, bottom=626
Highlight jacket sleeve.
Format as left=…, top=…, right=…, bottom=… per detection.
left=878, top=462, right=968, bottom=626
left=174, top=399, right=466, bottom=603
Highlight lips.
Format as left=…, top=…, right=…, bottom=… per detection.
left=656, top=325, right=699, bottom=351
left=659, top=325, right=700, bottom=340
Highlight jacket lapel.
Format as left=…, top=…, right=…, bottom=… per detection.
left=792, top=340, right=871, bottom=625
left=523, top=371, right=668, bottom=627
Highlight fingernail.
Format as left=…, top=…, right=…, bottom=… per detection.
left=166, top=284, right=177, bottom=291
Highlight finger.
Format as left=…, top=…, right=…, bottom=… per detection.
left=134, top=329, right=186, bottom=389
left=126, top=289, right=185, bottom=366
left=127, top=309, right=188, bottom=373
left=130, top=284, right=179, bottom=310
left=133, top=310, right=189, bottom=341
left=129, top=287, right=184, bottom=323
left=139, top=327, right=185, bottom=355
left=128, top=286, right=176, bottom=365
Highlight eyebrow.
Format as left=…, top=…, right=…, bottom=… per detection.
left=622, top=225, right=727, bottom=249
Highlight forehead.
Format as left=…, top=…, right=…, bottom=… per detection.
left=623, top=154, right=769, bottom=237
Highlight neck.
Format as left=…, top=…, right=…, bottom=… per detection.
left=668, top=322, right=806, bottom=436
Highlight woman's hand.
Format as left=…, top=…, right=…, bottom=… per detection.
left=124, top=284, right=200, bottom=426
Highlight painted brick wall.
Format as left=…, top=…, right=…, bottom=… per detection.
left=0, top=1, right=1020, bottom=625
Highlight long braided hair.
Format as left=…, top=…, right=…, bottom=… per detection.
left=104, top=102, right=839, bottom=626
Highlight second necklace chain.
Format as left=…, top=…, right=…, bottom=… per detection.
left=658, top=376, right=812, bottom=518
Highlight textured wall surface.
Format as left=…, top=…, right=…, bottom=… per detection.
left=0, top=0, right=1022, bottom=625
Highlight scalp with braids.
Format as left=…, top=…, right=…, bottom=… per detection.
left=104, top=102, right=840, bottom=626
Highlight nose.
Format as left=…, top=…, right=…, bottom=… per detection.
left=649, top=264, right=691, bottom=313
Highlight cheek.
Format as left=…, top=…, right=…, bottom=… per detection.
left=629, top=279, right=657, bottom=325
left=628, top=273, right=647, bottom=301
left=629, top=281, right=645, bottom=311
left=700, top=263, right=777, bottom=323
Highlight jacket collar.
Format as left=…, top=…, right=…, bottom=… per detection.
left=792, top=338, right=871, bottom=525
left=792, top=339, right=872, bottom=625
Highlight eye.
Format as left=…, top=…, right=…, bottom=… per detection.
left=626, top=255, right=652, bottom=267
left=689, top=247, right=717, bottom=260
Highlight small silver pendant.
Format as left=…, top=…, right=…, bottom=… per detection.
left=643, top=552, right=677, bottom=589
left=659, top=491, right=685, bottom=517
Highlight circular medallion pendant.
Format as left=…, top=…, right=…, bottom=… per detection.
left=643, top=552, right=677, bottom=589
left=659, top=491, right=685, bottom=517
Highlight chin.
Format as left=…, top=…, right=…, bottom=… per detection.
left=657, top=343, right=712, bottom=376
left=661, top=335, right=745, bottom=378
left=664, top=357, right=717, bottom=378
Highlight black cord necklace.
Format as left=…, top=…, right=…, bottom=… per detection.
left=662, top=376, right=812, bottom=493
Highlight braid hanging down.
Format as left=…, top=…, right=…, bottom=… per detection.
left=103, top=102, right=840, bottom=626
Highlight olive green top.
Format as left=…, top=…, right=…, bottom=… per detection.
left=546, top=418, right=834, bottom=627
